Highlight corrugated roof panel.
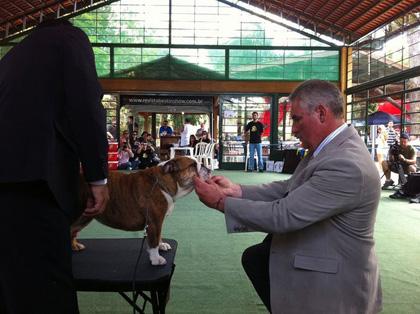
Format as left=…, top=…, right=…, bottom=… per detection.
left=0, top=0, right=419, bottom=43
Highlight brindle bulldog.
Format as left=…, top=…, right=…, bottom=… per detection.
left=71, top=156, right=211, bottom=265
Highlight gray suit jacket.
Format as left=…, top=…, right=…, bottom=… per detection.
left=225, top=125, right=382, bottom=314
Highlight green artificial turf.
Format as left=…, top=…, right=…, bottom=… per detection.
left=77, top=170, right=420, bottom=314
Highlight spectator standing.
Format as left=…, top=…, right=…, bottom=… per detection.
left=0, top=19, right=109, bottom=314
left=127, top=116, right=134, bottom=135
left=245, top=112, right=265, bottom=172
left=107, top=119, right=117, bottom=140
left=196, top=122, right=207, bottom=138
left=386, top=121, right=398, bottom=146
left=376, top=125, right=389, bottom=165
left=159, top=120, right=173, bottom=136
left=180, top=118, right=195, bottom=147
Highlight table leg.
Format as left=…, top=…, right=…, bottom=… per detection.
left=150, top=290, right=160, bottom=314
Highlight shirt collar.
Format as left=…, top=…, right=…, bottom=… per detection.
left=313, top=123, right=347, bottom=157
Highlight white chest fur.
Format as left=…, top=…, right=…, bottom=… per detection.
left=161, top=190, right=175, bottom=216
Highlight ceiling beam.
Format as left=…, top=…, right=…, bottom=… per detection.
left=321, top=0, right=358, bottom=22
left=22, top=0, right=35, bottom=9
left=0, top=0, right=63, bottom=26
left=0, top=6, right=14, bottom=21
left=354, top=1, right=420, bottom=35
left=266, top=0, right=353, bottom=37
left=303, top=0, right=330, bottom=16
left=345, top=0, right=399, bottom=32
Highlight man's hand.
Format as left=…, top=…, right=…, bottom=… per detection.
left=209, top=176, right=242, bottom=198
left=398, top=154, right=406, bottom=163
left=193, top=176, right=226, bottom=212
left=83, top=184, right=109, bottom=217
left=193, top=176, right=242, bottom=212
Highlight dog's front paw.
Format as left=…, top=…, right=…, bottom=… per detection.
left=71, top=240, right=85, bottom=251
left=159, top=242, right=172, bottom=251
left=150, top=255, right=167, bottom=266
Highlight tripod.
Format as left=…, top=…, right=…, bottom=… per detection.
left=381, top=158, right=407, bottom=190
left=393, top=161, right=408, bottom=186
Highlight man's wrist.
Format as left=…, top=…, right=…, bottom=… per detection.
left=233, top=184, right=243, bottom=198
left=215, top=197, right=225, bottom=212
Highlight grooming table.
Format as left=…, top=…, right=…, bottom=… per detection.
left=72, top=238, right=177, bottom=314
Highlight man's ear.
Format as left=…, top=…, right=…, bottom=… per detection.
left=315, top=105, right=327, bottom=123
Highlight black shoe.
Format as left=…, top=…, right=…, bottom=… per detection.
left=259, top=169, right=264, bottom=173
left=389, top=190, right=406, bottom=199
left=382, top=180, right=395, bottom=190
left=246, top=169, right=252, bottom=172
left=409, top=196, right=420, bottom=204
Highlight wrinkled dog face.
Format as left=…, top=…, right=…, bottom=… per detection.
left=160, top=156, right=211, bottom=200
left=161, top=156, right=211, bottom=187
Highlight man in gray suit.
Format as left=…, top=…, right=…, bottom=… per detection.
left=194, top=80, right=382, bottom=314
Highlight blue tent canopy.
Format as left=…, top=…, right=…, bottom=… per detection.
left=367, top=111, right=400, bottom=125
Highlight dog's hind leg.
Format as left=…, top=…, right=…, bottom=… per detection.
left=146, top=220, right=167, bottom=265
left=70, top=215, right=95, bottom=251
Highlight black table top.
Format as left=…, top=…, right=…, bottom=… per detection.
left=72, top=238, right=177, bottom=292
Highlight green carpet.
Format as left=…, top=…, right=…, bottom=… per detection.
left=77, top=170, right=420, bottom=313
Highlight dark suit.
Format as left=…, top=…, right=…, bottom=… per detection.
left=0, top=20, right=108, bottom=314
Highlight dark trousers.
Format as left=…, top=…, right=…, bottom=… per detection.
left=241, top=234, right=272, bottom=313
left=0, top=181, right=79, bottom=314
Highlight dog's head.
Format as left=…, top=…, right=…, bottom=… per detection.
left=159, top=156, right=211, bottom=199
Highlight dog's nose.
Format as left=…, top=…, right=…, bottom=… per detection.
left=198, top=165, right=211, bottom=179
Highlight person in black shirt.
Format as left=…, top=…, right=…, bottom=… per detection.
left=245, top=112, right=265, bottom=172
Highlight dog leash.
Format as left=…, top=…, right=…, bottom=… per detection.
left=131, top=174, right=159, bottom=314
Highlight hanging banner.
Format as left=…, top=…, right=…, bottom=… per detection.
left=120, top=95, right=213, bottom=113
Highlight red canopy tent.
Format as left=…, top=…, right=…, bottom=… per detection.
left=260, top=103, right=291, bottom=137
left=377, top=100, right=402, bottom=116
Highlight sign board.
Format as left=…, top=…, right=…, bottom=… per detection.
left=120, top=95, right=213, bottom=113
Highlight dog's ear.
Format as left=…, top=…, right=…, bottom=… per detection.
left=162, top=159, right=180, bottom=174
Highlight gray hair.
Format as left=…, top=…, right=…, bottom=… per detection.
left=289, top=80, right=344, bottom=118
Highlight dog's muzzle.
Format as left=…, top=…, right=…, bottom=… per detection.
left=198, top=164, right=212, bottom=181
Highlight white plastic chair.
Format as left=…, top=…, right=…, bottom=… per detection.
left=202, top=143, right=219, bottom=170
left=194, top=142, right=208, bottom=164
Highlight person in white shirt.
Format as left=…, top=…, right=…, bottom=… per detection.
left=180, top=118, right=195, bottom=147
